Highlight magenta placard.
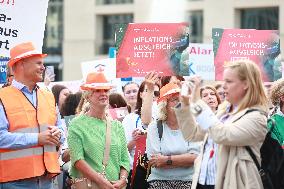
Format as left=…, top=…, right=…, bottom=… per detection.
left=213, top=28, right=281, bottom=81
left=116, top=23, right=189, bottom=77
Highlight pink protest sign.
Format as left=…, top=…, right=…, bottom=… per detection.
left=212, top=28, right=281, bottom=81
left=116, top=23, right=189, bottom=77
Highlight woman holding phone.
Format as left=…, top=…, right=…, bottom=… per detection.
left=175, top=60, right=268, bottom=189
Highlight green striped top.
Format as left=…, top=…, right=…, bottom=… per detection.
left=68, top=115, right=130, bottom=181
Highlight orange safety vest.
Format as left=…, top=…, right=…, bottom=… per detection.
left=0, top=86, right=60, bottom=183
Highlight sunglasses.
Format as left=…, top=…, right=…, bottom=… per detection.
left=154, top=91, right=160, bottom=97
left=168, top=96, right=179, bottom=103
left=93, top=89, right=110, bottom=93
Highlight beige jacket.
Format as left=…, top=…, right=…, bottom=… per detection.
left=175, top=101, right=267, bottom=189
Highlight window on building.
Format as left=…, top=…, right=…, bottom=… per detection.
left=96, top=0, right=133, bottom=5
left=100, top=14, right=133, bottom=54
left=241, top=7, right=279, bottom=30
left=43, top=0, right=63, bottom=81
left=189, top=11, right=203, bottom=43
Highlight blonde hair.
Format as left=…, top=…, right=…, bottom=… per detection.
left=269, top=78, right=284, bottom=106
left=157, top=101, right=167, bottom=121
left=224, top=60, right=268, bottom=112
left=76, top=91, right=92, bottom=115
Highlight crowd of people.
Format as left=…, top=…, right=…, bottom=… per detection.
left=0, top=41, right=283, bottom=189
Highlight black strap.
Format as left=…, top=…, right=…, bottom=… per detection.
left=245, top=146, right=261, bottom=170
left=135, top=116, right=140, bottom=129
left=157, top=120, right=163, bottom=141
left=233, top=108, right=267, bottom=123
left=231, top=108, right=267, bottom=171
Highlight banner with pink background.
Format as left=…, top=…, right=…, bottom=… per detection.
left=212, top=28, right=281, bottom=81
left=116, top=23, right=189, bottom=77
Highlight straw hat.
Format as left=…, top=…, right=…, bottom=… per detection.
left=157, top=83, right=180, bottom=103
left=7, top=42, right=47, bottom=67
left=81, top=72, right=113, bottom=91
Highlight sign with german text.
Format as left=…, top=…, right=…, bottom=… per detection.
left=80, top=58, right=127, bottom=92
left=0, top=0, right=49, bottom=57
left=0, top=57, right=8, bottom=84
left=116, top=23, right=190, bottom=77
left=180, top=43, right=214, bottom=80
left=212, top=28, right=281, bottom=81
left=81, top=58, right=116, bottom=81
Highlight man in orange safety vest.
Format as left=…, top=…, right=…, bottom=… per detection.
left=0, top=42, right=65, bottom=189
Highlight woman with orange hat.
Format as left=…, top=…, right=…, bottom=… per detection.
left=67, top=72, right=130, bottom=189
left=146, top=83, right=200, bottom=189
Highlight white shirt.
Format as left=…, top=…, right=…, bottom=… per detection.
left=122, top=113, right=146, bottom=169
left=146, top=121, right=200, bottom=181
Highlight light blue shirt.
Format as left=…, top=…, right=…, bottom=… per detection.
left=198, top=111, right=232, bottom=185
left=198, top=137, right=218, bottom=185
left=0, top=80, right=65, bottom=149
left=146, top=121, right=200, bottom=182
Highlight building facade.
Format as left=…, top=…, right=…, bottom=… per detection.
left=48, top=0, right=284, bottom=80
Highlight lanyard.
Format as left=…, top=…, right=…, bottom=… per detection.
left=135, top=116, right=146, bottom=130
left=135, top=116, right=140, bottom=129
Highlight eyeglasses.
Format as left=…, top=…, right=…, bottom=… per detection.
left=154, top=91, right=160, bottom=97
left=168, top=97, right=179, bottom=103
left=93, top=89, right=110, bottom=93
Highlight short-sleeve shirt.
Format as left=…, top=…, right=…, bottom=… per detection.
left=146, top=121, right=200, bottom=181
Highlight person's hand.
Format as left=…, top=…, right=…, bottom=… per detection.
left=188, top=75, right=202, bottom=89
left=44, top=73, right=55, bottom=87
left=145, top=71, right=159, bottom=91
left=180, top=95, right=190, bottom=107
left=95, top=175, right=115, bottom=189
left=188, top=75, right=202, bottom=103
left=62, top=149, right=70, bottom=162
left=48, top=126, right=61, bottom=140
left=44, top=68, right=55, bottom=87
left=149, top=154, right=167, bottom=168
left=131, top=129, right=143, bottom=142
left=112, top=179, right=127, bottom=189
left=38, top=129, right=60, bottom=146
left=44, top=75, right=51, bottom=87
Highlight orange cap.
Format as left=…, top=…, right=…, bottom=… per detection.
left=8, top=42, right=47, bottom=67
left=157, top=83, right=180, bottom=103
left=81, top=72, right=113, bottom=91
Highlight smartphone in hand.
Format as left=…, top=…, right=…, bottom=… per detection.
left=45, top=66, right=55, bottom=82
left=181, top=82, right=189, bottom=96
